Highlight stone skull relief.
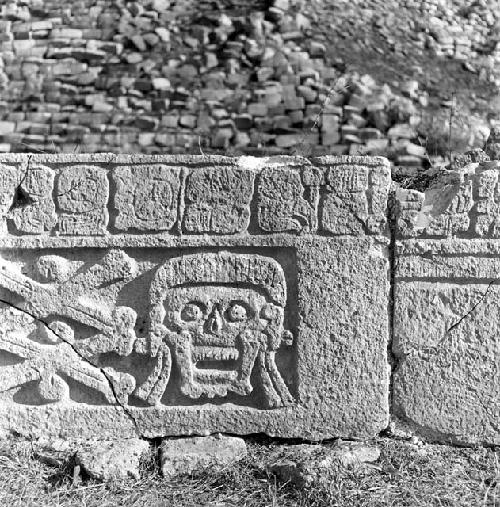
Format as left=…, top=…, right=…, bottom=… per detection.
left=147, top=253, right=294, bottom=407
left=0, top=250, right=295, bottom=410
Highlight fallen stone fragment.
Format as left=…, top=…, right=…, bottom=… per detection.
left=155, top=27, right=170, bottom=43
left=387, top=124, right=416, bottom=139
left=160, top=435, right=247, bottom=477
left=76, top=438, right=150, bottom=481
left=152, top=77, right=170, bottom=91
left=403, top=143, right=427, bottom=158
left=0, top=121, right=15, bottom=135
left=268, top=442, right=381, bottom=487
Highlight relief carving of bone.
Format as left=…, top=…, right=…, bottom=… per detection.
left=0, top=250, right=295, bottom=410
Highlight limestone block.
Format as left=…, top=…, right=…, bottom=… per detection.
left=394, top=165, right=500, bottom=445
left=275, top=134, right=303, bottom=148
left=0, top=122, right=15, bottom=135
left=0, top=154, right=390, bottom=441
left=393, top=242, right=500, bottom=445
left=160, top=434, right=247, bottom=476
left=76, top=438, right=150, bottom=480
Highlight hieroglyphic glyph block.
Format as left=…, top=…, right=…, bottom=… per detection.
left=10, top=164, right=57, bottom=235
left=113, top=165, right=181, bottom=232
left=182, top=166, right=254, bottom=234
left=394, top=161, right=500, bottom=445
left=0, top=164, right=18, bottom=234
left=0, top=162, right=57, bottom=235
left=257, top=161, right=321, bottom=233
left=320, top=162, right=390, bottom=235
left=0, top=154, right=390, bottom=440
left=56, top=165, right=109, bottom=235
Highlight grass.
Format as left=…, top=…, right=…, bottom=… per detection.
left=0, top=436, right=498, bottom=507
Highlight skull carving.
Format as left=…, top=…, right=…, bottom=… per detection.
left=148, top=252, right=294, bottom=407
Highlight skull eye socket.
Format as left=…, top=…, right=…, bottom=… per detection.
left=180, top=302, right=205, bottom=322
left=226, top=302, right=249, bottom=323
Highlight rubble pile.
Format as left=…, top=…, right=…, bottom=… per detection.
left=311, top=0, right=500, bottom=84
left=407, top=0, right=500, bottom=79
left=0, top=0, right=496, bottom=166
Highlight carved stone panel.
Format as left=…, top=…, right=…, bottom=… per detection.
left=394, top=241, right=500, bottom=445
left=0, top=155, right=390, bottom=239
left=0, top=154, right=390, bottom=441
left=394, top=161, right=500, bottom=445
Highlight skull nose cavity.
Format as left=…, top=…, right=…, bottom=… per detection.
left=208, top=306, right=223, bottom=333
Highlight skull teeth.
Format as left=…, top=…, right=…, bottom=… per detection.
left=192, top=346, right=239, bottom=362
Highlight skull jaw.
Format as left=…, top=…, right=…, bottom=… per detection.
left=173, top=330, right=261, bottom=399
left=181, top=370, right=253, bottom=399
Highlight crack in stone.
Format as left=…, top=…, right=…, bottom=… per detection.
left=385, top=192, right=397, bottom=434
left=327, top=185, right=372, bottom=235
left=0, top=298, right=141, bottom=435
left=417, top=280, right=497, bottom=357
left=445, top=280, right=496, bottom=335
left=9, top=154, right=34, bottom=211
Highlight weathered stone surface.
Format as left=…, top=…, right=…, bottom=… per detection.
left=56, top=165, right=109, bottom=235
left=0, top=154, right=390, bottom=441
left=394, top=166, right=500, bottom=445
left=321, top=161, right=390, bottom=234
left=160, top=434, right=247, bottom=476
left=9, top=164, right=57, bottom=235
left=76, top=438, right=150, bottom=481
left=394, top=161, right=500, bottom=239
left=113, top=165, right=181, bottom=231
left=182, top=166, right=254, bottom=234
left=393, top=245, right=500, bottom=446
left=268, top=442, right=381, bottom=487
left=257, top=159, right=321, bottom=233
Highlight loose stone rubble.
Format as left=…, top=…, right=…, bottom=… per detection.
left=76, top=438, right=150, bottom=480
left=0, top=153, right=391, bottom=441
left=160, top=434, right=247, bottom=476
left=0, top=1, right=494, bottom=168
